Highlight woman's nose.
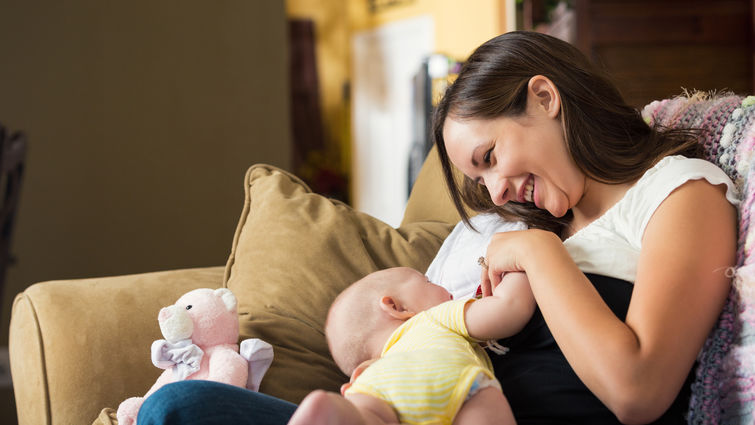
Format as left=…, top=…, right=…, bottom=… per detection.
left=487, top=177, right=509, bottom=206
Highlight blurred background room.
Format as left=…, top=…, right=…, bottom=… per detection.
left=0, top=0, right=752, bottom=421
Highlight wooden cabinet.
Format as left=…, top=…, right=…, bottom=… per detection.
left=573, top=0, right=754, bottom=107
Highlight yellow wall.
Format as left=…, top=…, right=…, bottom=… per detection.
left=349, top=0, right=506, bottom=59
left=286, top=0, right=507, bottom=188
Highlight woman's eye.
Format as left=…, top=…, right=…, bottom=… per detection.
left=483, top=148, right=493, bottom=164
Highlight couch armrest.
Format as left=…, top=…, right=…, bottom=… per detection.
left=9, top=266, right=225, bottom=425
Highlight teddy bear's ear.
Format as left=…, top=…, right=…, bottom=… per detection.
left=214, top=288, right=237, bottom=312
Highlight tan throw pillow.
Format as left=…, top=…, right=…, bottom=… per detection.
left=224, top=164, right=453, bottom=404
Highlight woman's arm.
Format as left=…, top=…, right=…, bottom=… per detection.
left=483, top=180, right=736, bottom=425
left=465, top=272, right=536, bottom=341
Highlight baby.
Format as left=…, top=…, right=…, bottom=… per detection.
left=287, top=266, right=536, bottom=425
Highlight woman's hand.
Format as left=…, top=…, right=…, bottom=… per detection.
left=480, top=229, right=564, bottom=297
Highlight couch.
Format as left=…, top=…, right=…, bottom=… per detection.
left=9, top=93, right=755, bottom=425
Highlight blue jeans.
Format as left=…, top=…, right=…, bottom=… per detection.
left=138, top=381, right=298, bottom=425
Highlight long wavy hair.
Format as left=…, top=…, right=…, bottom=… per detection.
left=433, top=31, right=701, bottom=237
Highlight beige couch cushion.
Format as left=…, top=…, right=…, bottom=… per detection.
left=224, top=164, right=454, bottom=404
left=10, top=267, right=226, bottom=425
left=401, top=146, right=464, bottom=226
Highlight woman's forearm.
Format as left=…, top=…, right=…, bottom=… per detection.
left=520, top=244, right=660, bottom=423
left=518, top=183, right=735, bottom=424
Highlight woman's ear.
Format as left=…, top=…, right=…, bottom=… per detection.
left=527, top=75, right=561, bottom=119
left=379, top=296, right=415, bottom=320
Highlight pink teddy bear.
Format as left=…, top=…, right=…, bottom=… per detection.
left=116, top=288, right=273, bottom=425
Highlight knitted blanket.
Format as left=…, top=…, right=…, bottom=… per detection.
left=642, top=93, right=755, bottom=424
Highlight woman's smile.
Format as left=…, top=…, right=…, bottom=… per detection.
left=521, top=174, right=535, bottom=204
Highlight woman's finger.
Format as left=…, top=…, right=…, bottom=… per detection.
left=485, top=231, right=520, bottom=292
left=488, top=265, right=504, bottom=292
left=480, top=265, right=493, bottom=297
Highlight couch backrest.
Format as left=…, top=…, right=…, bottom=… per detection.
left=401, top=146, right=462, bottom=227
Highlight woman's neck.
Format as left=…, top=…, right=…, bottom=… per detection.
left=568, top=178, right=635, bottom=236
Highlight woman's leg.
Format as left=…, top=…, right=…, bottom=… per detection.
left=137, top=381, right=297, bottom=425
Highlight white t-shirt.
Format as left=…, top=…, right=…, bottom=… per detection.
left=426, top=213, right=526, bottom=300
left=426, top=156, right=739, bottom=298
left=563, top=155, right=739, bottom=283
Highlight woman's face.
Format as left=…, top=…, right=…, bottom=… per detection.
left=443, top=109, right=585, bottom=218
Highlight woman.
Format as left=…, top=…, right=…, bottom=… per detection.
left=138, top=31, right=738, bottom=424
left=434, top=31, right=738, bottom=424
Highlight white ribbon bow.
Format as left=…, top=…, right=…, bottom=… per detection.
left=151, top=339, right=204, bottom=381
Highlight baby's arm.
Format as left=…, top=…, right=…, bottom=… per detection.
left=464, top=272, right=536, bottom=341
left=288, top=390, right=399, bottom=425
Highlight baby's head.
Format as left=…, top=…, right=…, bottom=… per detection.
left=325, top=267, right=452, bottom=375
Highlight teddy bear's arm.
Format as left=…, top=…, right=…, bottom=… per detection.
left=206, top=348, right=249, bottom=388
left=144, top=369, right=176, bottom=398
left=117, top=370, right=175, bottom=425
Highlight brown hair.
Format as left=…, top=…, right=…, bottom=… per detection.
left=433, top=31, right=701, bottom=236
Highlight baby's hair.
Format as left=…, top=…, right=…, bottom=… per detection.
left=325, top=271, right=395, bottom=376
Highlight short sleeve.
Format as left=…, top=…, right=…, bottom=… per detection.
left=423, top=299, right=475, bottom=339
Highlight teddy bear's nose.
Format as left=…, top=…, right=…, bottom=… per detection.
left=158, top=307, right=172, bottom=322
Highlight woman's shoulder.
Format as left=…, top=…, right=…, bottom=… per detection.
left=606, top=155, right=738, bottom=249
left=634, top=155, right=739, bottom=206
left=646, top=155, right=726, bottom=179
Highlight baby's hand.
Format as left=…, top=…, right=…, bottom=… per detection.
left=478, top=255, right=529, bottom=298
left=340, top=358, right=376, bottom=395
left=493, top=271, right=530, bottom=297
left=476, top=273, right=529, bottom=299
left=501, top=271, right=528, bottom=285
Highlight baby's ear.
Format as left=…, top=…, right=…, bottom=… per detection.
left=379, top=296, right=415, bottom=320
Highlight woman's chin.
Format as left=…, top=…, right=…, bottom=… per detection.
left=545, top=204, right=568, bottom=218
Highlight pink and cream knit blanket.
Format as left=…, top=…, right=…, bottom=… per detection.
left=643, top=93, right=755, bottom=425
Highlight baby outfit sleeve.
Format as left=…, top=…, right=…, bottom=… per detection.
left=424, top=299, right=476, bottom=340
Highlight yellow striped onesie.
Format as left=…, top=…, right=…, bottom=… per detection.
left=344, top=299, right=497, bottom=425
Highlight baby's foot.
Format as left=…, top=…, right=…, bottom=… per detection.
left=287, top=390, right=365, bottom=425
